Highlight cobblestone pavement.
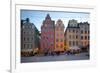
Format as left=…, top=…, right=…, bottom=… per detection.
left=21, top=52, right=89, bottom=63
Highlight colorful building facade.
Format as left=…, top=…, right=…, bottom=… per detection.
left=65, top=19, right=80, bottom=50
left=40, top=14, right=55, bottom=54
left=65, top=19, right=90, bottom=51
left=55, top=19, right=65, bottom=52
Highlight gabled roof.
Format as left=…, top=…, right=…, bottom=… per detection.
left=55, top=19, right=64, bottom=27
left=45, top=14, right=51, bottom=20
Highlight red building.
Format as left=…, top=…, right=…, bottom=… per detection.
left=40, top=14, right=55, bottom=54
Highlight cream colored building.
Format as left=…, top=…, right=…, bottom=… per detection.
left=65, top=19, right=80, bottom=50
left=65, top=19, right=90, bottom=51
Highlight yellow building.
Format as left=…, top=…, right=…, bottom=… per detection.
left=65, top=19, right=80, bottom=49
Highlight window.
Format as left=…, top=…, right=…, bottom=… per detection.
left=81, top=36, right=83, bottom=40
left=88, top=36, right=89, bottom=40
left=73, top=41, right=75, bottom=46
left=81, top=30, right=83, bottom=34
left=51, top=44, right=53, bottom=47
left=88, top=30, right=89, bottom=34
left=85, top=30, right=87, bottom=34
left=27, top=38, right=29, bottom=41
left=24, top=37, right=25, bottom=41
left=23, top=32, right=25, bottom=34
left=85, top=36, right=87, bottom=40
left=76, top=30, right=78, bottom=33
left=60, top=39, right=63, bottom=42
left=32, top=37, right=33, bottom=40
left=73, top=29, right=75, bottom=33
left=76, top=35, right=78, bottom=39
left=69, top=41, right=71, bottom=46
left=32, top=31, right=34, bottom=34
left=56, top=39, right=59, bottom=42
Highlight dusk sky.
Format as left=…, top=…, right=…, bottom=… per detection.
left=21, top=10, right=90, bottom=31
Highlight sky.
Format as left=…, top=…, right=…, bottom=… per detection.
left=21, top=10, right=90, bottom=31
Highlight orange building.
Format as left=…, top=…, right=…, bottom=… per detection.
left=54, top=19, right=65, bottom=52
